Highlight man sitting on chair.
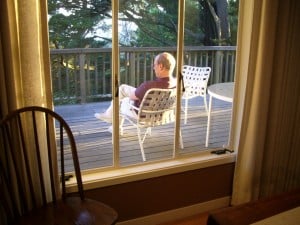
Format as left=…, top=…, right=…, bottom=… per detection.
left=94, top=52, right=176, bottom=124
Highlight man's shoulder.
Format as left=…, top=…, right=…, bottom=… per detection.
left=138, top=79, right=159, bottom=88
left=137, top=77, right=176, bottom=90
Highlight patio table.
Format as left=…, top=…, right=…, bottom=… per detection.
left=205, top=82, right=234, bottom=147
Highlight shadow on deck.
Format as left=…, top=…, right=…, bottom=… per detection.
left=54, top=97, right=232, bottom=171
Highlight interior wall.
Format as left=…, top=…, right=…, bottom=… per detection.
left=84, top=163, right=235, bottom=222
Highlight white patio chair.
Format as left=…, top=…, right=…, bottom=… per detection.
left=120, top=88, right=184, bottom=161
left=181, top=65, right=211, bottom=124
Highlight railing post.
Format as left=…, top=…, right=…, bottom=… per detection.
left=79, top=53, right=86, bottom=103
left=130, top=52, right=136, bottom=86
left=213, top=50, right=224, bottom=83
left=58, top=65, right=62, bottom=92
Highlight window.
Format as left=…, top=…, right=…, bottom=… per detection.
left=48, top=0, right=238, bottom=174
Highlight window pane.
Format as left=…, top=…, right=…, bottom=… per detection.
left=48, top=0, right=239, bottom=172
left=117, top=1, right=179, bottom=165
left=181, top=0, right=237, bottom=153
left=48, top=0, right=114, bottom=170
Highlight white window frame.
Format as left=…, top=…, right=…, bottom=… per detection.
left=67, top=0, right=241, bottom=190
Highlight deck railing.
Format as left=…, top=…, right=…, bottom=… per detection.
left=50, top=46, right=236, bottom=105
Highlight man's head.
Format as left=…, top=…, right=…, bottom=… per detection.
left=153, top=52, right=176, bottom=78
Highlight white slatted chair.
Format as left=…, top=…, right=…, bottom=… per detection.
left=181, top=65, right=211, bottom=124
left=120, top=88, right=184, bottom=161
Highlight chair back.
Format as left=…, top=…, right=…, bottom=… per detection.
left=0, top=106, right=84, bottom=223
left=182, top=65, right=211, bottom=98
left=138, top=88, right=177, bottom=127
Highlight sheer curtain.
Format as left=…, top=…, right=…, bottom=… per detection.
left=231, top=0, right=300, bottom=204
left=0, top=1, right=55, bottom=220
left=0, top=0, right=52, bottom=116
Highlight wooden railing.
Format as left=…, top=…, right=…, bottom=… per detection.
left=50, top=46, right=236, bottom=104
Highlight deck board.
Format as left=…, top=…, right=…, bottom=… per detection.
left=54, top=97, right=232, bottom=171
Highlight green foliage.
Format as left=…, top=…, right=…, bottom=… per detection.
left=48, top=0, right=111, bottom=48
left=48, top=0, right=239, bottom=49
left=228, top=0, right=239, bottom=45
left=121, top=0, right=238, bottom=47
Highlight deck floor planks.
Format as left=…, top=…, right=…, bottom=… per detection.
left=54, top=97, right=232, bottom=171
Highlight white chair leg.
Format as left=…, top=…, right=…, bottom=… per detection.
left=120, top=117, right=125, bottom=136
left=137, top=127, right=146, bottom=161
left=145, top=127, right=152, bottom=136
left=184, top=98, right=188, bottom=124
left=179, top=130, right=184, bottom=149
left=204, top=94, right=208, bottom=113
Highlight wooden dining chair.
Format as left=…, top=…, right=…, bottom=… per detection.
left=0, top=106, right=118, bottom=225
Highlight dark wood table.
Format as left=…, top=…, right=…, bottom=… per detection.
left=207, top=188, right=300, bottom=225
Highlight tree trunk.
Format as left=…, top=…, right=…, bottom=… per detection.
left=201, top=0, right=230, bottom=45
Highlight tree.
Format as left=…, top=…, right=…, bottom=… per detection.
left=48, top=0, right=239, bottom=49
left=119, top=0, right=179, bottom=46
left=227, top=0, right=239, bottom=45
left=199, top=0, right=238, bottom=45
left=120, top=0, right=237, bottom=46
left=48, top=0, right=111, bottom=48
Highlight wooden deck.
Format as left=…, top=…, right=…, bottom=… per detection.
left=54, top=97, right=232, bottom=171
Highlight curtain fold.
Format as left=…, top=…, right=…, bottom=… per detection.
left=0, top=1, right=57, bottom=221
left=231, top=0, right=300, bottom=205
left=0, top=0, right=52, bottom=116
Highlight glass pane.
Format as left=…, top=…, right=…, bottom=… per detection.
left=48, top=0, right=239, bottom=171
left=181, top=0, right=238, bottom=154
left=118, top=0, right=179, bottom=165
left=48, top=0, right=114, bottom=170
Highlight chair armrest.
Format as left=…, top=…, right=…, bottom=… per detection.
left=122, top=100, right=139, bottom=111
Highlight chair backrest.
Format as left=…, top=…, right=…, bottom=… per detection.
left=0, top=106, right=84, bottom=222
left=138, top=88, right=177, bottom=127
left=182, top=65, right=211, bottom=97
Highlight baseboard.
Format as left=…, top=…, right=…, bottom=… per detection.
left=116, top=196, right=230, bottom=225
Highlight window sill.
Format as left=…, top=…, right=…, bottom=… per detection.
left=66, top=150, right=236, bottom=192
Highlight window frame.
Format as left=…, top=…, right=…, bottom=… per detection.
left=65, top=0, right=241, bottom=190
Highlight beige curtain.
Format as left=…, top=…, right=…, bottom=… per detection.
left=0, top=0, right=52, bottom=116
left=0, top=1, right=58, bottom=219
left=231, top=0, right=300, bottom=204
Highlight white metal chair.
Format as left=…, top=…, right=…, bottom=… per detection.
left=120, top=88, right=184, bottom=161
left=181, top=65, right=211, bottom=124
